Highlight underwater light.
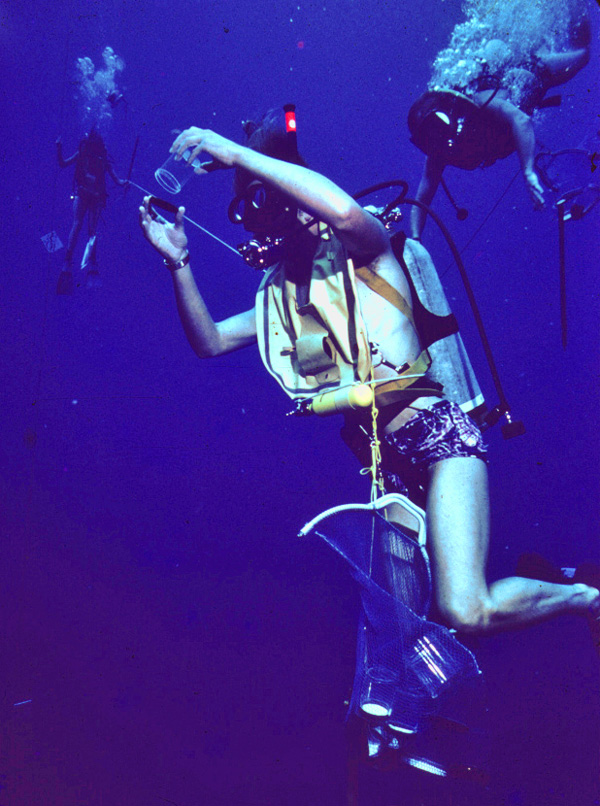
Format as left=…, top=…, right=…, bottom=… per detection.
left=389, top=722, right=417, bottom=734
left=359, top=666, right=397, bottom=718
left=404, top=756, right=448, bottom=777
left=360, top=701, right=391, bottom=718
left=284, top=103, right=297, bottom=133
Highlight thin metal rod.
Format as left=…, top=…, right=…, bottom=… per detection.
left=129, top=181, right=240, bottom=256
left=557, top=201, right=567, bottom=348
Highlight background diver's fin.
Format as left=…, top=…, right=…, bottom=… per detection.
left=56, top=270, right=73, bottom=296
left=86, top=269, right=102, bottom=289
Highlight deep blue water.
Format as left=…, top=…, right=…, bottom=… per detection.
left=1, top=0, right=599, bottom=803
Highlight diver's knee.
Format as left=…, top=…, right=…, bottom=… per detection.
left=437, top=593, right=495, bottom=633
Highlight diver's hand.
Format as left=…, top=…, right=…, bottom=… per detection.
left=139, top=196, right=188, bottom=262
left=524, top=170, right=545, bottom=209
left=170, top=128, right=236, bottom=174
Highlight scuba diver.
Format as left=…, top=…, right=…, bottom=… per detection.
left=409, top=2, right=591, bottom=239
left=106, top=90, right=125, bottom=109
left=56, top=126, right=127, bottom=293
left=137, top=111, right=600, bottom=643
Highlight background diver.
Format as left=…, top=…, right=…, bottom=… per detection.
left=409, top=1, right=591, bottom=239
left=56, top=126, right=127, bottom=294
left=137, top=113, right=600, bottom=646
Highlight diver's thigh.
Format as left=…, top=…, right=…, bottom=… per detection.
left=73, top=195, right=85, bottom=221
left=426, top=456, right=490, bottom=593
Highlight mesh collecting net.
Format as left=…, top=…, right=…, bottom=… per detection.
left=301, top=498, right=481, bottom=739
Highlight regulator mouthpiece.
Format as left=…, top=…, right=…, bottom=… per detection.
left=237, top=236, right=286, bottom=270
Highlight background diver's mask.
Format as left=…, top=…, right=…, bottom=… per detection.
left=417, top=110, right=462, bottom=160
left=408, top=90, right=495, bottom=171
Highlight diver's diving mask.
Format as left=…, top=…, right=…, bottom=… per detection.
left=420, top=110, right=463, bottom=158
left=228, top=181, right=298, bottom=235
left=229, top=172, right=323, bottom=269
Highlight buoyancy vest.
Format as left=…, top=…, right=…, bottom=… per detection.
left=255, top=227, right=457, bottom=413
left=74, top=140, right=108, bottom=200
left=255, top=226, right=372, bottom=399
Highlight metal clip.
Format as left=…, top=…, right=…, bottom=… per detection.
left=370, top=342, right=384, bottom=368
left=286, top=399, right=311, bottom=417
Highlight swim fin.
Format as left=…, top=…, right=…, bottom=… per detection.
left=56, top=270, right=73, bottom=296
left=80, top=235, right=97, bottom=271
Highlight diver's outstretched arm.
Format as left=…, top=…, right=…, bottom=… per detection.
left=56, top=138, right=78, bottom=168
left=481, top=97, right=544, bottom=209
left=107, top=161, right=128, bottom=187
left=410, top=156, right=444, bottom=240
left=138, top=196, right=257, bottom=358
left=170, top=127, right=391, bottom=263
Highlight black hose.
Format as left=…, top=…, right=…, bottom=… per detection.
left=403, top=196, right=512, bottom=417
left=353, top=180, right=522, bottom=435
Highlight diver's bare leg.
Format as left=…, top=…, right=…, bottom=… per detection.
left=87, top=201, right=100, bottom=240
left=65, top=196, right=85, bottom=265
left=426, top=456, right=600, bottom=634
left=81, top=203, right=100, bottom=270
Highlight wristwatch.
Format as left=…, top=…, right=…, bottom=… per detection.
left=164, top=250, right=190, bottom=272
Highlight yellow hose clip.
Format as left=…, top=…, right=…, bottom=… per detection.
left=308, top=383, right=374, bottom=416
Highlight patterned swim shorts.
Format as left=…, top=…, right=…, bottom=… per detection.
left=382, top=399, right=487, bottom=497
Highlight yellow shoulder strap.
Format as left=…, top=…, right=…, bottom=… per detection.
left=354, top=265, right=416, bottom=329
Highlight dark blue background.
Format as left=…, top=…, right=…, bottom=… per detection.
left=1, top=0, right=599, bottom=803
